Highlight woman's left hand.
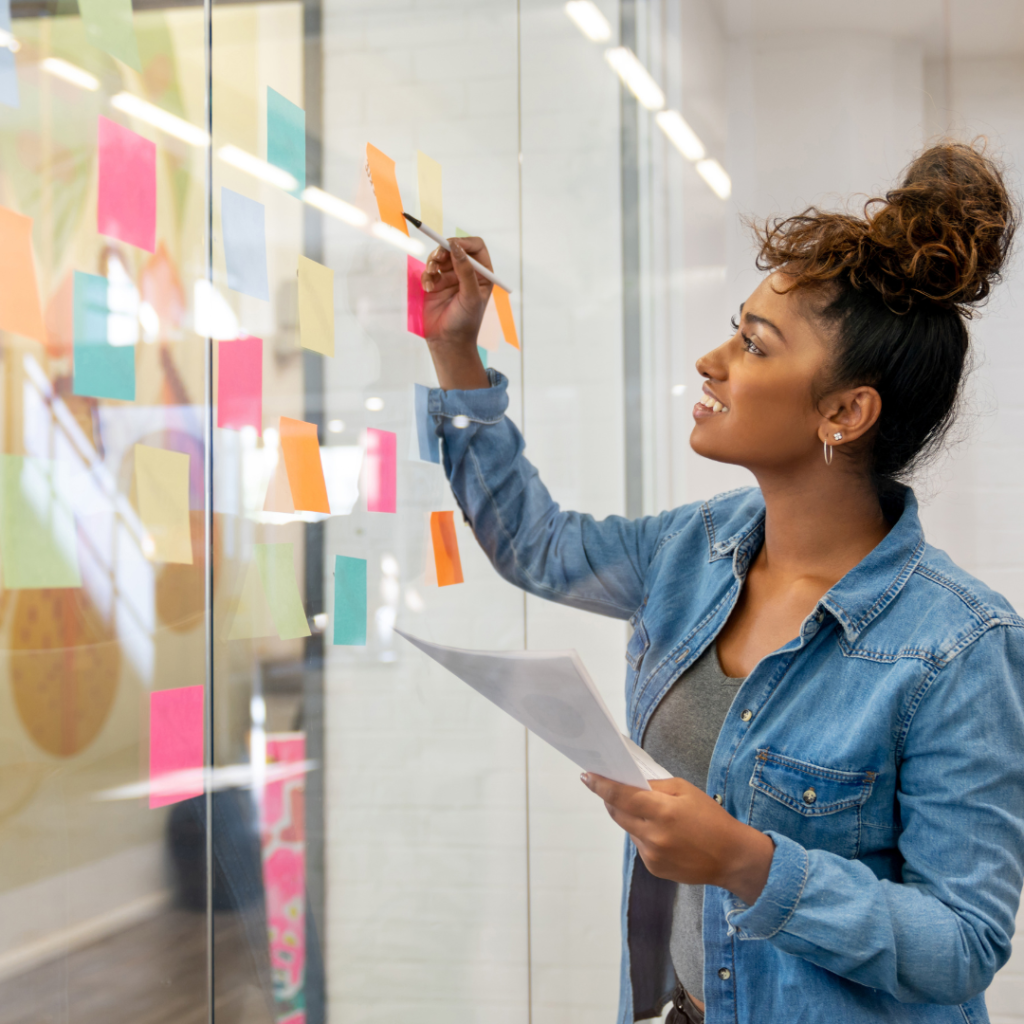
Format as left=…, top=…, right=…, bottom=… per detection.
left=581, top=772, right=776, bottom=906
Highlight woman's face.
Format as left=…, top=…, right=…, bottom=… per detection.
left=690, top=274, right=833, bottom=472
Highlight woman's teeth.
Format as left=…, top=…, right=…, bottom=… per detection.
left=699, top=393, right=729, bottom=413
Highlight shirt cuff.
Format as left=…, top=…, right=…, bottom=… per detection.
left=723, top=831, right=809, bottom=940
left=428, top=368, right=509, bottom=423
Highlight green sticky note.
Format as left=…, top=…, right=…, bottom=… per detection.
left=455, top=227, right=470, bottom=237
left=267, top=88, right=305, bottom=196
left=477, top=345, right=488, bottom=368
left=333, top=555, right=366, bottom=646
left=0, top=455, right=82, bottom=589
left=77, top=0, right=141, bottom=71
left=254, top=542, right=311, bottom=640
left=73, top=271, right=135, bottom=401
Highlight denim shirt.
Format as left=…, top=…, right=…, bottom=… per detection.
left=429, top=371, right=1024, bottom=1024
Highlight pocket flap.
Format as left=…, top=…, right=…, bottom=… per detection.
left=749, top=749, right=876, bottom=817
left=625, top=619, right=650, bottom=671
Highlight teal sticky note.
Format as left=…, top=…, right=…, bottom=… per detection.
left=333, top=555, right=366, bottom=646
left=478, top=345, right=488, bottom=368
left=267, top=88, right=305, bottom=196
left=73, top=270, right=135, bottom=401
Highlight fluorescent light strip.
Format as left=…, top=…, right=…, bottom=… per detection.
left=564, top=0, right=611, bottom=42
left=696, top=158, right=731, bottom=200
left=41, top=57, right=99, bottom=91
left=655, top=109, right=705, bottom=162
left=302, top=186, right=368, bottom=227
left=110, top=92, right=209, bottom=146
left=371, top=221, right=426, bottom=257
left=218, top=144, right=297, bottom=191
left=604, top=47, right=664, bottom=110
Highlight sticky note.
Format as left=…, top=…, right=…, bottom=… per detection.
left=413, top=384, right=440, bottom=464
left=333, top=555, right=366, bottom=645
left=477, top=293, right=502, bottom=352
left=255, top=542, right=311, bottom=640
left=98, top=116, right=156, bottom=253
left=263, top=454, right=295, bottom=514
left=0, top=455, right=82, bottom=589
left=227, top=559, right=277, bottom=640
left=365, top=428, right=396, bottom=513
left=298, top=256, right=334, bottom=356
left=0, top=0, right=18, bottom=109
left=267, top=87, right=305, bottom=195
left=407, top=256, right=426, bottom=338
left=430, top=511, right=464, bottom=587
left=78, top=0, right=140, bottom=70
left=280, top=417, right=330, bottom=513
left=221, top=187, right=269, bottom=301
left=0, top=206, right=45, bottom=343
left=492, top=287, right=519, bottom=349
left=73, top=270, right=135, bottom=401
left=365, top=144, right=408, bottom=236
left=150, top=685, right=204, bottom=809
left=217, top=335, right=262, bottom=434
left=478, top=346, right=488, bottom=368
left=135, top=444, right=192, bottom=564
left=416, top=151, right=442, bottom=234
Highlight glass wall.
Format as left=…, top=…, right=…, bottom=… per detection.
left=1, top=0, right=1023, bottom=1022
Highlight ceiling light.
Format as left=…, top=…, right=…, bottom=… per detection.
left=0, top=30, right=20, bottom=52
left=696, top=158, right=731, bottom=200
left=302, top=186, right=368, bottom=227
left=327, top=418, right=345, bottom=433
left=41, top=57, right=99, bottom=91
left=604, top=47, right=664, bottom=110
left=371, top=221, right=426, bottom=256
left=111, top=92, right=209, bottom=146
left=218, top=144, right=297, bottom=191
left=365, top=397, right=384, bottom=412
left=671, top=384, right=686, bottom=396
left=564, top=0, right=611, bottom=42
left=655, top=110, right=705, bottom=162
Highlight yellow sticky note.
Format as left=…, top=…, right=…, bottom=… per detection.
left=298, top=255, right=334, bottom=357
left=492, top=286, right=519, bottom=350
left=135, top=444, right=192, bottom=564
left=227, top=560, right=277, bottom=640
left=255, top=542, right=311, bottom=640
left=416, top=151, right=443, bottom=234
left=366, top=143, right=408, bottom=236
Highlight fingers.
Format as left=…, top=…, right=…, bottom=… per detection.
left=450, top=239, right=484, bottom=305
left=446, top=235, right=493, bottom=271
left=649, top=778, right=694, bottom=798
left=582, top=772, right=655, bottom=817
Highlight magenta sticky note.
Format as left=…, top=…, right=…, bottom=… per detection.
left=150, top=685, right=204, bottom=809
left=217, top=335, right=263, bottom=435
left=365, top=427, right=396, bottom=513
left=98, top=116, right=156, bottom=253
left=407, top=256, right=426, bottom=338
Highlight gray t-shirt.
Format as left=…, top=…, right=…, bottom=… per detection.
left=641, top=643, right=744, bottom=1001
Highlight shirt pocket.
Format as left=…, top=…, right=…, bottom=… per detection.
left=625, top=619, right=651, bottom=687
left=746, top=749, right=877, bottom=860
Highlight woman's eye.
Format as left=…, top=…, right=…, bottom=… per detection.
left=729, top=315, right=739, bottom=331
left=743, top=335, right=764, bottom=356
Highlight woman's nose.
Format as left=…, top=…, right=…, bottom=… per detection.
left=696, top=343, right=727, bottom=380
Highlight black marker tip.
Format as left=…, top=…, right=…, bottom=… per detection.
left=403, top=212, right=422, bottom=228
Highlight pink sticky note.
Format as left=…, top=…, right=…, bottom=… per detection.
left=98, top=116, right=156, bottom=253
left=407, top=256, right=426, bottom=338
left=150, top=685, right=204, bottom=809
left=365, top=427, right=396, bottom=513
left=218, top=335, right=263, bottom=435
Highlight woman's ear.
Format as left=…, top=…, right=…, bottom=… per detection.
left=817, top=385, right=882, bottom=445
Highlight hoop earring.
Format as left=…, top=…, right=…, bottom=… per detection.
left=824, top=441, right=833, bottom=466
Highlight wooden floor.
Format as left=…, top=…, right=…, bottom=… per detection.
left=0, top=908, right=277, bottom=1024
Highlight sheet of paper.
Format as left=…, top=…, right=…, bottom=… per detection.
left=333, top=555, right=366, bottom=645
left=217, top=335, right=262, bottom=434
left=492, top=286, right=519, bottom=349
left=364, top=427, right=396, bottom=513
left=78, top=0, right=141, bottom=70
left=221, top=187, right=270, bottom=301
left=135, top=444, right=193, bottom=564
left=149, top=685, right=204, bottom=809
left=0, top=0, right=18, bottom=108
left=298, top=255, right=334, bottom=356
left=320, top=446, right=363, bottom=516
left=280, top=416, right=330, bottom=513
left=267, top=87, right=305, bottom=195
left=98, top=116, right=155, bottom=252
left=407, top=256, right=426, bottom=338
left=430, top=511, right=464, bottom=587
left=477, top=293, right=502, bottom=352
left=255, top=542, right=311, bottom=640
left=73, top=270, right=135, bottom=401
left=227, top=559, right=278, bottom=639
left=397, top=631, right=656, bottom=789
left=365, top=143, right=408, bottom=235
left=0, top=454, right=82, bottom=589
left=0, top=206, right=46, bottom=343
left=412, top=383, right=440, bottom=464
left=416, top=151, right=443, bottom=234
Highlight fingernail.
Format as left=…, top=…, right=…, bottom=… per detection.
left=422, top=277, right=433, bottom=292
left=451, top=241, right=464, bottom=259
left=580, top=772, right=589, bottom=784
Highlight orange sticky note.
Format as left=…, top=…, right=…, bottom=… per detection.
left=430, top=511, right=464, bottom=587
left=366, top=143, right=408, bottom=236
left=492, top=286, right=519, bottom=350
left=279, top=416, right=330, bottom=513
left=0, top=206, right=46, bottom=343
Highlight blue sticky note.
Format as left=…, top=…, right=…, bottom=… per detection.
left=333, top=555, right=366, bottom=646
left=221, top=187, right=269, bottom=301
left=477, top=346, right=488, bottom=369
left=0, top=0, right=17, bottom=109
left=267, top=87, right=305, bottom=196
left=73, top=271, right=135, bottom=401
left=414, top=383, right=440, bottom=464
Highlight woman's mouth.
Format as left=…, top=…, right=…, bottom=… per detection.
left=692, top=392, right=729, bottom=420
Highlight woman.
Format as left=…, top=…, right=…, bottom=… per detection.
left=419, top=142, right=1024, bottom=1024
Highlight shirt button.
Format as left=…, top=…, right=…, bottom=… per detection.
left=713, top=793, right=723, bottom=804
left=803, top=787, right=817, bottom=805
left=740, top=709, right=752, bottom=722
left=718, top=967, right=731, bottom=980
